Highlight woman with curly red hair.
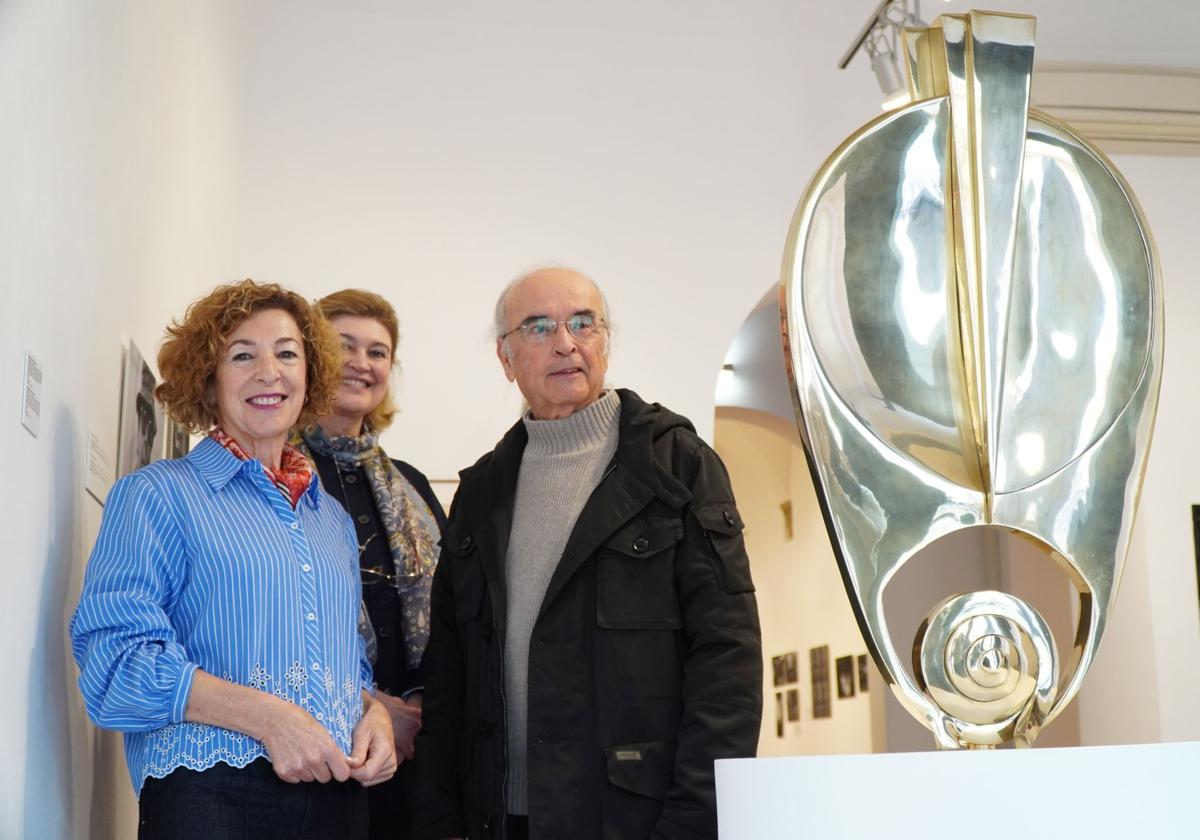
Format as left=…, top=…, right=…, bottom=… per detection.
left=71, top=280, right=395, bottom=839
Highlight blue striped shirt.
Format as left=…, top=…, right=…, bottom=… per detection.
left=70, top=435, right=371, bottom=794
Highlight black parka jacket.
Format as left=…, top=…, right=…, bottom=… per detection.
left=414, top=390, right=763, bottom=840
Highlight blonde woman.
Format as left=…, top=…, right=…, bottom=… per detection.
left=293, top=289, right=446, bottom=840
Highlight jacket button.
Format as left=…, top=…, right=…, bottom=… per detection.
left=632, top=537, right=649, bottom=553
left=460, top=535, right=473, bottom=551
left=483, top=817, right=496, bottom=833
left=724, top=509, right=735, bottom=526
left=478, top=721, right=493, bottom=736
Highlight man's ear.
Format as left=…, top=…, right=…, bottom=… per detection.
left=496, top=340, right=516, bottom=382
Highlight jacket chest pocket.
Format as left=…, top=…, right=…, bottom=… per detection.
left=596, top=516, right=684, bottom=630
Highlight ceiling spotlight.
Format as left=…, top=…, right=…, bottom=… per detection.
left=839, top=0, right=925, bottom=110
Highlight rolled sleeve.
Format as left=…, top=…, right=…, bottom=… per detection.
left=70, top=474, right=197, bottom=732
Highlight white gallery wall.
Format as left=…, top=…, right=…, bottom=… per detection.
left=1, top=3, right=242, bottom=836
left=2, top=1, right=1198, bottom=837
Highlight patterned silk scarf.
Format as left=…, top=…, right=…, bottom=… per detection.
left=209, top=428, right=313, bottom=508
left=293, top=425, right=440, bottom=672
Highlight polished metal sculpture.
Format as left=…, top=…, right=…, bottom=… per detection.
left=780, top=10, right=1162, bottom=748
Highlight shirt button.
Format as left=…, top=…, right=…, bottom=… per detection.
left=301, top=564, right=311, bottom=572
left=307, top=612, right=316, bottom=621
left=632, top=537, right=649, bottom=553
left=357, top=514, right=371, bottom=525
left=290, top=522, right=300, bottom=530
left=311, top=662, right=321, bottom=670
left=724, top=510, right=736, bottom=526
left=460, top=536, right=473, bottom=551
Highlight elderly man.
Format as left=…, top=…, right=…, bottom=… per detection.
left=416, top=266, right=762, bottom=840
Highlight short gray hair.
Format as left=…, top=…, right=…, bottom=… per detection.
left=494, top=264, right=613, bottom=359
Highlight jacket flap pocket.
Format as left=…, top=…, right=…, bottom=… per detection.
left=691, top=502, right=744, bottom=536
left=604, top=739, right=677, bottom=800
left=601, top=516, right=684, bottom=559
left=597, top=516, right=683, bottom=630
left=692, top=503, right=754, bottom=594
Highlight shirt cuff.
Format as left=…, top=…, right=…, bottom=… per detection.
left=169, top=661, right=200, bottom=724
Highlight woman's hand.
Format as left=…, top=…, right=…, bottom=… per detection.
left=349, top=691, right=397, bottom=787
left=185, top=669, right=353, bottom=784
left=259, top=699, right=355, bottom=784
left=374, top=690, right=423, bottom=761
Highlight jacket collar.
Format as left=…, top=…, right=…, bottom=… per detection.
left=610, top=389, right=691, bottom=509
left=186, top=434, right=322, bottom=509
left=456, top=389, right=697, bottom=626
left=463, top=389, right=693, bottom=623
left=466, top=388, right=691, bottom=509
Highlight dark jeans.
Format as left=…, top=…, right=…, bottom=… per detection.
left=366, top=753, right=416, bottom=839
left=138, top=758, right=367, bottom=840
left=506, top=815, right=529, bottom=840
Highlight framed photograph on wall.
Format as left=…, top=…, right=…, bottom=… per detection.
left=810, top=645, right=831, bottom=718
left=775, top=692, right=784, bottom=737
left=836, top=655, right=856, bottom=698
left=784, top=651, right=798, bottom=683
left=771, top=654, right=787, bottom=687
left=786, top=688, right=800, bottom=722
left=117, top=340, right=164, bottom=478
left=857, top=653, right=869, bottom=692
left=163, top=417, right=191, bottom=459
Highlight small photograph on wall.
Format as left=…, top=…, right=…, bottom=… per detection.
left=164, top=417, right=191, bottom=459
left=858, top=654, right=870, bottom=692
left=836, top=655, right=856, bottom=698
left=784, top=651, right=798, bottom=683
left=775, top=692, right=784, bottom=737
left=772, top=654, right=787, bottom=687
left=786, top=688, right=800, bottom=722
left=117, top=340, right=164, bottom=478
left=810, top=645, right=831, bottom=719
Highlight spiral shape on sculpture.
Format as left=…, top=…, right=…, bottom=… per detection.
left=915, top=591, right=1058, bottom=738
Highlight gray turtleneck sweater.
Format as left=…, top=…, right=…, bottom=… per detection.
left=504, top=389, right=621, bottom=815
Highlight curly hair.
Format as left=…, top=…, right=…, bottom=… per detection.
left=315, top=288, right=401, bottom=432
left=156, top=280, right=343, bottom=434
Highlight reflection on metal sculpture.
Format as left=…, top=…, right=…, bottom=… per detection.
left=780, top=10, right=1162, bottom=748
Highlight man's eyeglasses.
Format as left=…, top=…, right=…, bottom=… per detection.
left=501, top=313, right=607, bottom=344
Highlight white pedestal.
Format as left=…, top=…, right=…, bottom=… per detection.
left=716, top=741, right=1199, bottom=839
